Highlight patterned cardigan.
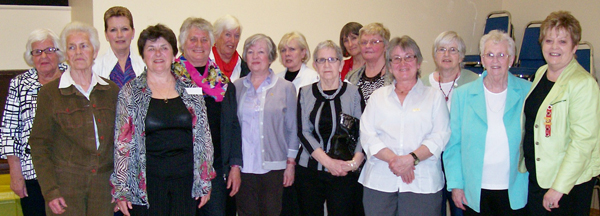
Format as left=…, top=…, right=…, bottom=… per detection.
left=110, top=68, right=216, bottom=206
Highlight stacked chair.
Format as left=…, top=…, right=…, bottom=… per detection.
left=464, top=10, right=513, bottom=74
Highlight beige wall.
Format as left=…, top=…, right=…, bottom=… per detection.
left=91, top=0, right=499, bottom=75
left=0, top=5, right=71, bottom=70
left=502, top=0, right=600, bottom=80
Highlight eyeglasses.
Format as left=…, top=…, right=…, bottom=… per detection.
left=315, top=57, right=340, bottom=64
left=436, top=47, right=459, bottom=54
left=482, top=52, right=509, bottom=60
left=360, top=39, right=384, bottom=46
left=389, top=55, right=417, bottom=64
left=31, top=47, right=59, bottom=56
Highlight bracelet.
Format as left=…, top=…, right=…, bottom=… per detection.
left=287, top=160, right=296, bottom=165
left=348, top=160, right=358, bottom=171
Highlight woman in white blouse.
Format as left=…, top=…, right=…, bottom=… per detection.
left=359, top=36, right=450, bottom=216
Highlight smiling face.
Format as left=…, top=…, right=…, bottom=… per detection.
left=343, top=33, right=361, bottom=57
left=434, top=41, right=463, bottom=72
left=280, top=39, right=305, bottom=71
left=143, top=37, right=175, bottom=73
left=481, top=40, right=514, bottom=77
left=214, top=28, right=241, bottom=59
left=389, top=46, right=420, bottom=82
left=32, top=38, right=60, bottom=74
left=542, top=27, right=577, bottom=73
left=359, top=33, right=386, bottom=62
left=313, top=47, right=341, bottom=82
left=183, top=27, right=211, bottom=66
left=66, top=31, right=97, bottom=71
left=246, top=39, right=271, bottom=74
left=105, top=16, right=134, bottom=52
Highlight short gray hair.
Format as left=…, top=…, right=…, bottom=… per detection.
left=432, top=31, right=467, bottom=59
left=179, top=17, right=215, bottom=52
left=278, top=31, right=311, bottom=64
left=60, top=21, right=100, bottom=54
left=387, top=36, right=423, bottom=78
left=479, top=30, right=515, bottom=56
left=213, top=14, right=242, bottom=39
left=242, top=34, right=277, bottom=63
left=313, top=40, right=343, bottom=63
left=23, top=28, right=65, bottom=66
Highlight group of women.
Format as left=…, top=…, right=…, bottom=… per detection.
left=0, top=5, right=599, bottom=216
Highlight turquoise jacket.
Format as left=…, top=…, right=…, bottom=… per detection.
left=444, top=71, right=531, bottom=212
left=518, top=59, right=600, bottom=194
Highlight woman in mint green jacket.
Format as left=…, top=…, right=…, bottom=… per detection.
left=443, top=30, right=531, bottom=215
left=520, top=11, right=600, bottom=215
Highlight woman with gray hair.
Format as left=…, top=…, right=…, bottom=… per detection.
left=345, top=22, right=393, bottom=104
left=232, top=34, right=298, bottom=216
left=295, top=40, right=365, bottom=216
left=277, top=31, right=319, bottom=94
left=29, top=21, right=120, bottom=215
left=425, top=31, right=479, bottom=109
left=211, top=15, right=250, bottom=82
left=443, top=30, right=530, bottom=215
left=173, top=17, right=243, bottom=216
left=359, top=36, right=450, bottom=216
left=0, top=28, right=67, bottom=216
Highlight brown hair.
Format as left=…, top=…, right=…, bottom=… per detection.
left=539, top=11, right=581, bottom=46
left=339, top=22, right=363, bottom=57
left=137, top=24, right=178, bottom=58
left=103, top=6, right=134, bottom=32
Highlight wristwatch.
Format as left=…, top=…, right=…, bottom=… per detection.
left=409, top=152, right=420, bottom=166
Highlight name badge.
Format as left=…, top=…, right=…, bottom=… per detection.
left=185, top=87, right=203, bottom=95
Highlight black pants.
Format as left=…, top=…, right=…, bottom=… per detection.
left=130, top=175, right=198, bottom=216
left=20, top=179, right=46, bottom=216
left=295, top=165, right=364, bottom=216
left=527, top=178, right=594, bottom=216
left=464, top=189, right=526, bottom=216
left=236, top=170, right=284, bottom=216
left=197, top=168, right=237, bottom=216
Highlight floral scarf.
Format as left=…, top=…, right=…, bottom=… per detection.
left=173, top=55, right=230, bottom=102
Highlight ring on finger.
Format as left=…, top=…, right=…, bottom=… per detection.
left=548, top=203, right=553, bottom=208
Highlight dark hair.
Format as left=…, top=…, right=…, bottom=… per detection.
left=539, top=10, right=581, bottom=46
left=137, top=24, right=178, bottom=58
left=103, top=6, right=134, bottom=32
left=339, top=22, right=363, bottom=57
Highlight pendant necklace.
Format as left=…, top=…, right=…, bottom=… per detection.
left=438, top=73, right=459, bottom=101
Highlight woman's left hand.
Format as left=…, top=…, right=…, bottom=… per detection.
left=283, top=159, right=295, bottom=187
left=543, top=189, right=563, bottom=211
left=389, top=155, right=415, bottom=175
left=196, top=190, right=211, bottom=209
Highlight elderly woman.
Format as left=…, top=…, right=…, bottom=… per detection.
left=345, top=23, right=393, bottom=104
left=521, top=11, right=600, bottom=215
left=424, top=31, right=479, bottom=109
left=443, top=30, right=531, bottom=215
left=359, top=36, right=450, bottom=216
left=295, top=40, right=365, bottom=216
left=173, top=17, right=242, bottom=216
left=0, top=28, right=67, bottom=216
left=210, top=15, right=250, bottom=82
left=28, top=22, right=119, bottom=215
left=233, top=34, right=298, bottom=216
left=339, top=22, right=365, bottom=81
left=93, top=6, right=144, bottom=88
left=110, top=24, right=215, bottom=216
left=277, top=31, right=319, bottom=93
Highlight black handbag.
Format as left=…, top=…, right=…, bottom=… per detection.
left=327, top=113, right=359, bottom=161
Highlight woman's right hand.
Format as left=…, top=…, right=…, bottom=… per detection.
left=451, top=189, right=468, bottom=210
left=115, top=200, right=133, bottom=216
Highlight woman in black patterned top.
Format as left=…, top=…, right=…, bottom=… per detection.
left=344, top=23, right=393, bottom=104
left=296, top=40, right=365, bottom=216
left=0, top=28, right=66, bottom=216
